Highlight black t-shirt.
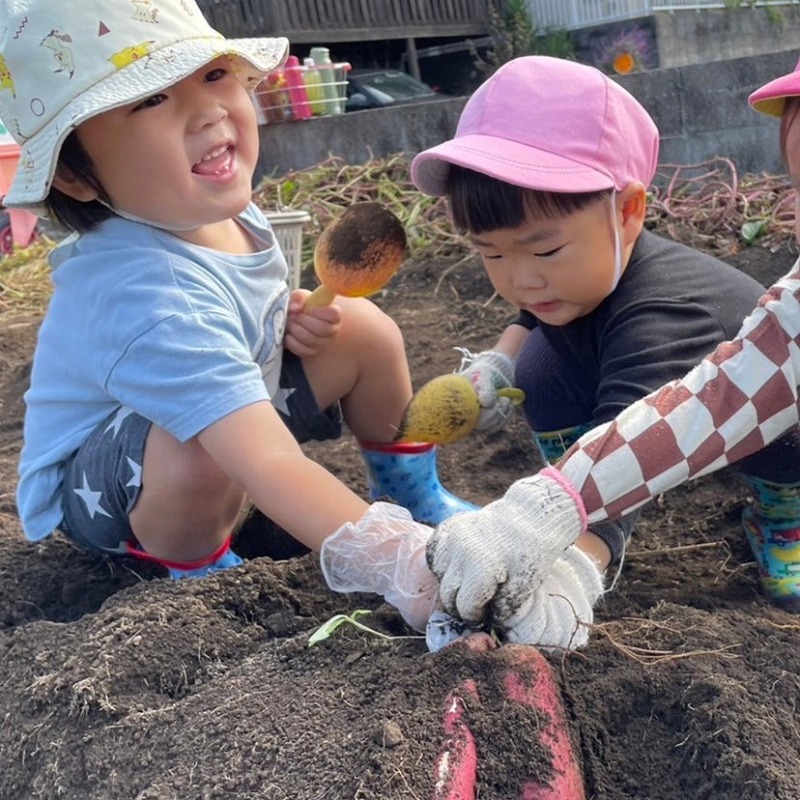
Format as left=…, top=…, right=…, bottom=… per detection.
left=515, top=228, right=766, bottom=425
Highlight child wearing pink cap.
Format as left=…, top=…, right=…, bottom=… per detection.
left=412, top=56, right=800, bottom=648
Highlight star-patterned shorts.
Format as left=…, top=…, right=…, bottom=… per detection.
left=58, top=351, right=342, bottom=554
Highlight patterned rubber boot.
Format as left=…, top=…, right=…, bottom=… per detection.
left=533, top=422, right=594, bottom=465
left=359, top=440, right=479, bottom=525
left=741, top=476, right=800, bottom=611
left=125, top=535, right=244, bottom=580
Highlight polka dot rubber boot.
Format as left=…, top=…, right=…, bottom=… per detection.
left=359, top=441, right=479, bottom=525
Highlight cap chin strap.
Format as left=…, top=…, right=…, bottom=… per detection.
left=607, top=189, right=623, bottom=293
left=97, top=198, right=200, bottom=232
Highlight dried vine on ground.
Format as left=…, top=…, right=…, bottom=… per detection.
left=252, top=154, right=798, bottom=286
left=2, top=155, right=796, bottom=323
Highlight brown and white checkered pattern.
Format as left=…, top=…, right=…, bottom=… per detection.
left=558, top=260, right=800, bottom=524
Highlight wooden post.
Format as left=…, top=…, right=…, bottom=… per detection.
left=406, top=36, right=421, bottom=79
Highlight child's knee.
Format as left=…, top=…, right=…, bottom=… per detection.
left=145, top=430, right=231, bottom=497
left=340, top=296, right=406, bottom=356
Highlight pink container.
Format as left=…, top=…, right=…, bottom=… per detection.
left=0, top=124, right=39, bottom=252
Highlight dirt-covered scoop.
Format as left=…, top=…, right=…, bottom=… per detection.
left=304, top=202, right=407, bottom=308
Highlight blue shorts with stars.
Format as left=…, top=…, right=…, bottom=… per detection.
left=58, top=351, right=342, bottom=554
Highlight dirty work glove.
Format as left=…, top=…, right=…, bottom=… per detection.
left=456, top=348, right=516, bottom=435
left=502, top=546, right=604, bottom=650
left=320, top=502, right=438, bottom=632
left=427, top=467, right=587, bottom=627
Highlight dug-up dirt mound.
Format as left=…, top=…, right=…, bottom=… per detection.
left=1, top=241, right=799, bottom=799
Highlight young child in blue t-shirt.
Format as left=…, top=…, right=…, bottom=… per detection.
left=3, top=0, right=472, bottom=632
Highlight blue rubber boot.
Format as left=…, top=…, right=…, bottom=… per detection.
left=532, top=422, right=594, bottom=465
left=359, top=440, right=479, bottom=525
left=167, top=545, right=243, bottom=580
left=742, top=476, right=800, bottom=611
left=125, top=535, right=243, bottom=580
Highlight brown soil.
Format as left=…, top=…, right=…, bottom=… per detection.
left=1, top=233, right=799, bottom=800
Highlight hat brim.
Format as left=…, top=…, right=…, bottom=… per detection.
left=410, top=133, right=617, bottom=197
left=6, top=35, right=289, bottom=210
left=749, top=69, right=800, bottom=118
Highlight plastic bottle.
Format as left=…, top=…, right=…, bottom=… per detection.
left=258, top=69, right=290, bottom=124
left=284, top=55, right=312, bottom=120
left=309, top=46, right=342, bottom=116
left=303, top=56, right=326, bottom=116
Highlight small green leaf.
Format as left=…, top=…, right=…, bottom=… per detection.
left=308, top=613, right=350, bottom=646
left=741, top=219, right=767, bottom=245
left=308, top=609, right=385, bottom=647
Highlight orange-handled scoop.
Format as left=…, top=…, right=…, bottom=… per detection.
left=304, top=201, right=407, bottom=309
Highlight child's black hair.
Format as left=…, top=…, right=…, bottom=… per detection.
left=44, top=131, right=114, bottom=234
left=447, top=164, right=612, bottom=235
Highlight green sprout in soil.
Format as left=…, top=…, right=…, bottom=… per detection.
left=308, top=609, right=392, bottom=646
left=308, top=609, right=425, bottom=647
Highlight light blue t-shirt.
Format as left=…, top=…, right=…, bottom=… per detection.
left=17, top=203, right=290, bottom=541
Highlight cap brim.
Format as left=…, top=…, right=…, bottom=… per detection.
left=749, top=70, right=800, bottom=117
left=6, top=35, right=289, bottom=210
left=411, top=133, right=616, bottom=197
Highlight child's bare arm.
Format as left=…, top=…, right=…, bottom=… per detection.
left=198, top=399, right=368, bottom=551
left=200, top=400, right=442, bottom=632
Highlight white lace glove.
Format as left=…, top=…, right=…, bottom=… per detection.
left=456, top=348, right=516, bottom=434
left=502, top=546, right=604, bottom=650
left=320, top=502, right=438, bottom=632
left=426, top=467, right=588, bottom=626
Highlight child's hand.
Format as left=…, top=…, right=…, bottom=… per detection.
left=284, top=289, right=343, bottom=357
left=501, top=546, right=603, bottom=650
left=456, top=348, right=517, bottom=434
left=426, top=467, right=588, bottom=628
left=320, top=501, right=438, bottom=632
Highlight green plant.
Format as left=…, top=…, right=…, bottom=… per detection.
left=308, top=609, right=389, bottom=646
left=471, top=0, right=574, bottom=77
left=766, top=5, right=786, bottom=30
left=308, top=609, right=424, bottom=646
left=741, top=218, right=768, bottom=245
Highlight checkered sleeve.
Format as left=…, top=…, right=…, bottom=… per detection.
left=557, top=260, right=800, bottom=525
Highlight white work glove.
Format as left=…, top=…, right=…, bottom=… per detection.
left=456, top=348, right=516, bottom=434
left=427, top=467, right=587, bottom=627
left=502, top=546, right=604, bottom=650
left=320, top=501, right=438, bottom=632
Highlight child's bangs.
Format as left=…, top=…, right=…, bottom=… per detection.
left=447, top=165, right=610, bottom=234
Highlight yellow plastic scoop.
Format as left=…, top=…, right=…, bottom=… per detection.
left=304, top=202, right=407, bottom=308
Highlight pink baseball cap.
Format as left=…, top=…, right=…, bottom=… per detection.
left=411, top=56, right=659, bottom=197
left=749, top=56, right=800, bottom=117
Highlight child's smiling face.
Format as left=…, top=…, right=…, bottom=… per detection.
left=64, top=56, right=259, bottom=236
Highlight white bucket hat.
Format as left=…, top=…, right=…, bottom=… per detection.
left=0, top=0, right=289, bottom=209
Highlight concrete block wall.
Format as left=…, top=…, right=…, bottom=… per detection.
left=254, top=97, right=468, bottom=182
left=618, top=48, right=796, bottom=176
left=656, top=7, right=800, bottom=70
left=254, top=50, right=798, bottom=187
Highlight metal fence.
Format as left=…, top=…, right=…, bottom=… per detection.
left=528, top=0, right=799, bottom=30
